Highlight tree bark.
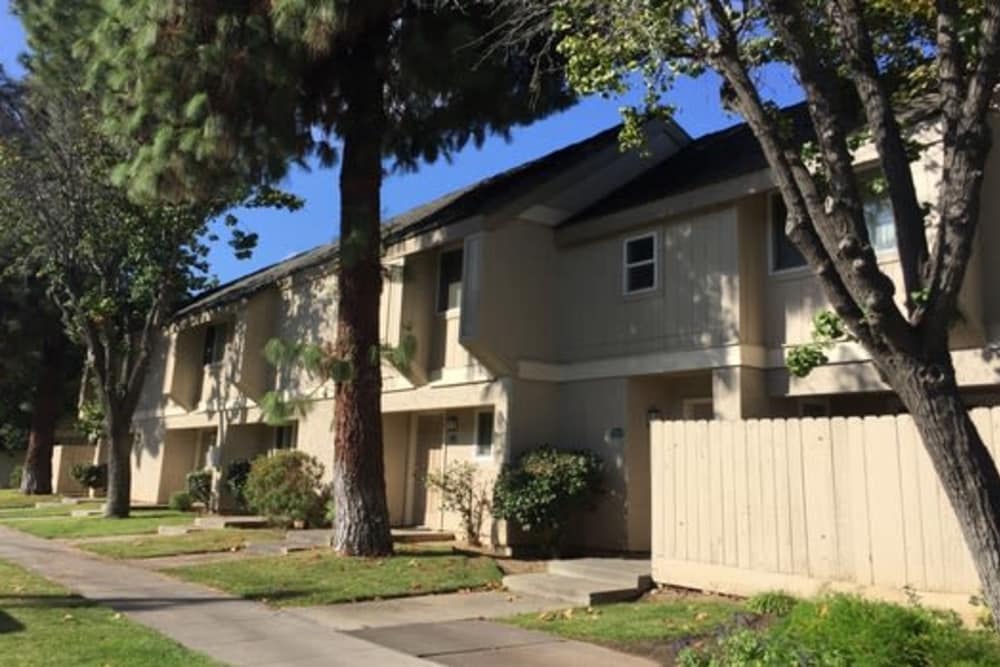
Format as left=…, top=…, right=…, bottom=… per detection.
left=102, top=407, right=132, bottom=518
left=886, top=351, right=1000, bottom=626
left=19, top=335, right=64, bottom=495
left=330, top=21, right=394, bottom=557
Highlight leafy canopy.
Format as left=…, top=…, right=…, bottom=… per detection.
left=41, top=0, right=576, bottom=200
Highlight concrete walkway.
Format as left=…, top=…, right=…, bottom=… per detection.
left=0, top=526, right=429, bottom=666
left=288, top=590, right=571, bottom=631
left=290, top=591, right=657, bottom=666
left=350, top=619, right=659, bottom=666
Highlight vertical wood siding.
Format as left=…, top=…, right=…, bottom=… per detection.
left=650, top=411, right=997, bottom=599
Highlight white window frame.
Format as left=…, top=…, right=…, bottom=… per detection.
left=474, top=409, right=494, bottom=460
left=274, top=422, right=298, bottom=450
left=622, top=231, right=659, bottom=296
left=767, top=193, right=810, bottom=276
left=682, top=398, right=714, bottom=420
left=768, top=176, right=898, bottom=276
left=436, top=246, right=464, bottom=315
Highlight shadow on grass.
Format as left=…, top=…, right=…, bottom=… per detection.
left=0, top=610, right=25, bottom=634
left=0, top=593, right=93, bottom=610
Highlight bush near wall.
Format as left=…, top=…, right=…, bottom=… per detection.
left=492, top=446, right=603, bottom=555
left=186, top=469, right=212, bottom=507
left=70, top=463, right=107, bottom=490
left=244, top=451, right=329, bottom=528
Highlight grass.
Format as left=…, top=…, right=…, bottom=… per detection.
left=0, top=558, right=219, bottom=667
left=78, top=529, right=286, bottom=559
left=0, top=510, right=194, bottom=539
left=168, top=545, right=503, bottom=607
left=0, top=489, right=62, bottom=509
left=0, top=502, right=105, bottom=520
left=507, top=594, right=745, bottom=645
left=507, top=590, right=1000, bottom=667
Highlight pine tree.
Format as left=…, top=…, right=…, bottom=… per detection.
left=24, top=1, right=572, bottom=554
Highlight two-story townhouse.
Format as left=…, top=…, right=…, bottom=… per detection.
left=127, top=120, right=691, bottom=549
left=128, top=103, right=1000, bottom=554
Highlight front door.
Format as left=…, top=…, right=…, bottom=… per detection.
left=411, top=414, right=444, bottom=528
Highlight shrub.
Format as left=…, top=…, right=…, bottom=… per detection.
left=243, top=450, right=328, bottom=528
left=492, top=446, right=603, bottom=553
left=70, top=463, right=107, bottom=490
left=424, top=461, right=491, bottom=546
left=680, top=593, right=1000, bottom=666
left=168, top=491, right=194, bottom=512
left=747, top=590, right=798, bottom=617
left=9, top=465, right=22, bottom=489
left=224, top=458, right=252, bottom=511
left=186, top=469, right=213, bottom=506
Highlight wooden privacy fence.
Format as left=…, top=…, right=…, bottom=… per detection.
left=649, top=410, right=1000, bottom=605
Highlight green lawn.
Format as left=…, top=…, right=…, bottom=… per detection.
left=0, top=510, right=194, bottom=539
left=169, top=546, right=503, bottom=607
left=0, top=558, right=219, bottom=667
left=0, top=489, right=61, bottom=509
left=507, top=594, right=744, bottom=644
left=78, top=529, right=286, bottom=559
left=507, top=591, right=1000, bottom=667
left=0, top=502, right=105, bottom=520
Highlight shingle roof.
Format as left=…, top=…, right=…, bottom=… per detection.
left=173, top=123, right=626, bottom=319
left=562, top=103, right=813, bottom=225
left=566, top=97, right=941, bottom=226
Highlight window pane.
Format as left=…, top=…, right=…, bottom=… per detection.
left=864, top=192, right=896, bottom=252
left=626, top=236, right=654, bottom=264
left=438, top=249, right=463, bottom=311
left=627, top=264, right=655, bottom=292
left=476, top=412, right=493, bottom=457
left=771, top=196, right=807, bottom=271
left=202, top=326, right=217, bottom=365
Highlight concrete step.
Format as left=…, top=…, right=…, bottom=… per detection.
left=285, top=530, right=333, bottom=548
left=502, top=572, right=642, bottom=606
left=547, top=558, right=653, bottom=590
left=194, top=515, right=268, bottom=530
left=392, top=527, right=455, bottom=544
left=158, top=525, right=203, bottom=536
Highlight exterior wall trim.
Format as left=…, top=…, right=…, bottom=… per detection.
left=518, top=344, right=769, bottom=383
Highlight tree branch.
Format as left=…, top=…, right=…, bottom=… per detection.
left=830, top=0, right=930, bottom=312
left=924, top=1, right=1000, bottom=342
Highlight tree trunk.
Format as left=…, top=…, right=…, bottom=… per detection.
left=887, top=352, right=1000, bottom=627
left=330, top=24, right=394, bottom=557
left=20, top=336, right=65, bottom=495
left=103, top=408, right=132, bottom=518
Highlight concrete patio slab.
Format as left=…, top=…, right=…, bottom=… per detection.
left=289, top=590, right=570, bottom=631
left=350, top=619, right=657, bottom=667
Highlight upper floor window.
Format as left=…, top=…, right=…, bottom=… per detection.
left=475, top=410, right=494, bottom=458
left=623, top=232, right=658, bottom=295
left=202, top=322, right=229, bottom=365
left=770, top=179, right=897, bottom=272
left=274, top=422, right=298, bottom=450
left=437, top=248, right=463, bottom=312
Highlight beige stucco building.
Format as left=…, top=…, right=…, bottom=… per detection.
left=129, top=108, right=1000, bottom=553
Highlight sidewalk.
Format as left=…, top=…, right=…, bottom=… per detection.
left=0, top=526, right=429, bottom=667
left=291, top=591, right=658, bottom=666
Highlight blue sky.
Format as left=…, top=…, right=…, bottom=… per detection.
left=1, top=2, right=800, bottom=285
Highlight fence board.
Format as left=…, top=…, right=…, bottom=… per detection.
left=650, top=410, right=999, bottom=601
